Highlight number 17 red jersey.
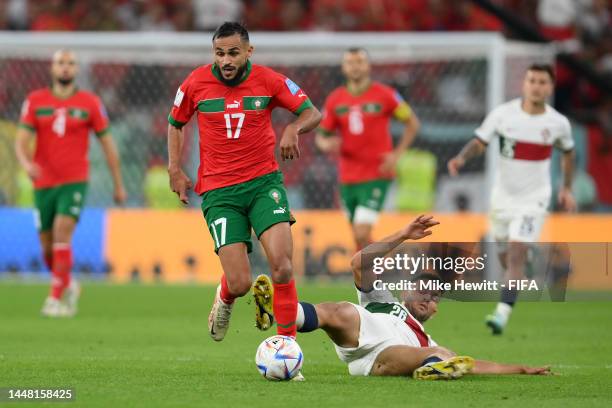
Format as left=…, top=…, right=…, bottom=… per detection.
left=168, top=61, right=313, bottom=194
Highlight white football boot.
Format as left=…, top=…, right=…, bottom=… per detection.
left=485, top=302, right=512, bottom=335
left=208, top=285, right=234, bottom=341
left=63, top=280, right=81, bottom=317
left=41, top=297, right=70, bottom=318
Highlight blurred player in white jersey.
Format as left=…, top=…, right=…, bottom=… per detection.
left=447, top=64, right=576, bottom=335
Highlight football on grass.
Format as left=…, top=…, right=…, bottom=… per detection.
left=255, top=335, right=303, bottom=381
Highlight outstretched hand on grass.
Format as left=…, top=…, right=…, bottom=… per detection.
left=401, top=215, right=440, bottom=240
left=522, top=365, right=553, bottom=375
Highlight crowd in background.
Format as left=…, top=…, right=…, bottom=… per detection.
left=0, top=0, right=503, bottom=32
left=1, top=1, right=609, bottom=121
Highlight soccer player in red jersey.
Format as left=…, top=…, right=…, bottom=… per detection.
left=316, top=48, right=420, bottom=250
left=167, top=22, right=321, bottom=343
left=15, top=50, right=127, bottom=317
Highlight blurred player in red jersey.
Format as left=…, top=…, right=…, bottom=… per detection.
left=316, top=48, right=420, bottom=251
left=15, top=50, right=127, bottom=317
left=167, top=22, right=321, bottom=344
left=448, top=64, right=576, bottom=335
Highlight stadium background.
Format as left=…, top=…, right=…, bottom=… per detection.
left=0, top=0, right=610, bottom=287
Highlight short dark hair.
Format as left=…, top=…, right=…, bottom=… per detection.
left=527, top=63, right=555, bottom=82
left=212, top=22, right=249, bottom=43
left=345, top=47, right=369, bottom=56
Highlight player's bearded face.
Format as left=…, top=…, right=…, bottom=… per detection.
left=522, top=70, right=553, bottom=105
left=342, top=52, right=370, bottom=82
left=213, top=35, right=253, bottom=85
left=404, top=290, right=440, bottom=322
left=51, top=52, right=78, bottom=86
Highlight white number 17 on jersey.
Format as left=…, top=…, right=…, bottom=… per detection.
left=224, top=113, right=245, bottom=139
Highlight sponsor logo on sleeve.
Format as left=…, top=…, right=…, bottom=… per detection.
left=174, top=87, right=185, bottom=107
left=285, top=78, right=300, bottom=95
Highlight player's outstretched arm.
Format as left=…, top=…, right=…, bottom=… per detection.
left=167, top=124, right=193, bottom=205
left=447, top=137, right=487, bottom=177
left=350, top=215, right=439, bottom=288
left=97, top=133, right=127, bottom=205
left=14, top=126, right=40, bottom=180
left=472, top=360, right=552, bottom=375
left=279, top=106, right=321, bottom=161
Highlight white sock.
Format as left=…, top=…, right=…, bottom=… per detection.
left=295, top=302, right=304, bottom=329
left=494, top=302, right=513, bottom=325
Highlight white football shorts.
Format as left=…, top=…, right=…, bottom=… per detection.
left=334, top=304, right=423, bottom=376
left=490, top=209, right=546, bottom=243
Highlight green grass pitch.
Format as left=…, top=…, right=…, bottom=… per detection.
left=1, top=282, right=611, bottom=407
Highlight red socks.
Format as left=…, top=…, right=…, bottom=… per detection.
left=44, top=252, right=53, bottom=270
left=273, top=280, right=298, bottom=337
left=50, top=244, right=72, bottom=300
left=218, top=274, right=298, bottom=337
left=219, top=274, right=236, bottom=304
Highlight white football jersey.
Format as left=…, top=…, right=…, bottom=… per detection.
left=475, top=98, right=574, bottom=211
left=356, top=287, right=437, bottom=347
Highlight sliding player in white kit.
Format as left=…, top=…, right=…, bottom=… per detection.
left=448, top=64, right=576, bottom=335
left=255, top=215, right=552, bottom=379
